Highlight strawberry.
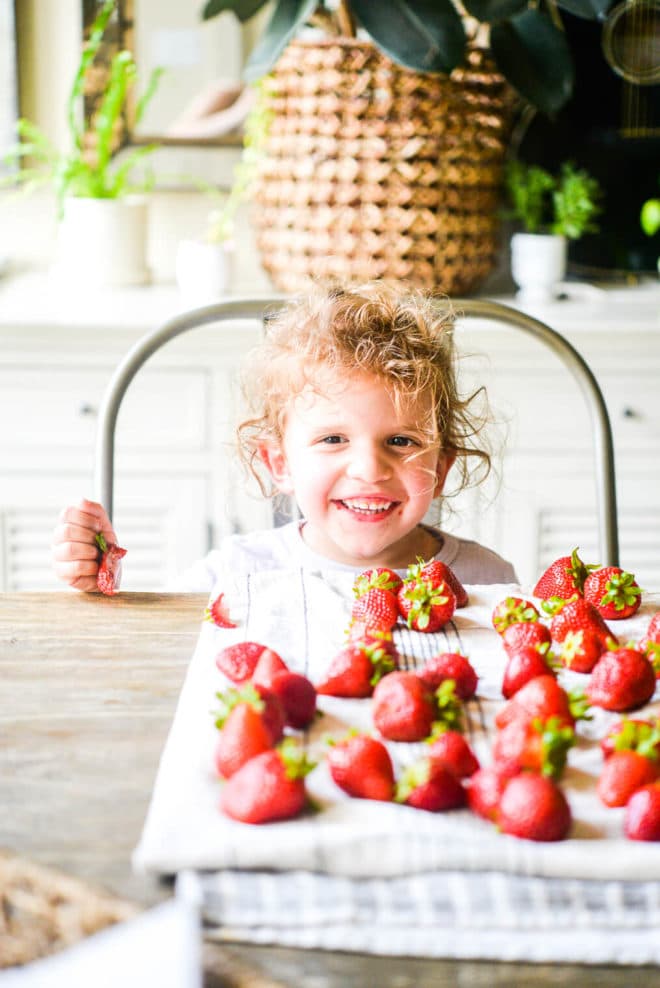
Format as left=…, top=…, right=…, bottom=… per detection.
left=426, top=729, right=480, bottom=778
left=532, top=547, right=595, bottom=600
left=326, top=733, right=395, bottom=801
left=251, top=648, right=289, bottom=688
left=95, top=532, right=126, bottom=596
left=372, top=671, right=437, bottom=742
left=502, top=621, right=552, bottom=657
left=492, top=597, right=539, bottom=635
left=492, top=716, right=575, bottom=779
left=350, top=586, right=399, bottom=634
left=624, top=782, right=660, bottom=841
left=220, top=740, right=315, bottom=824
left=216, top=642, right=275, bottom=683
left=268, top=670, right=317, bottom=729
left=214, top=702, right=274, bottom=779
left=498, top=773, right=572, bottom=842
left=557, top=628, right=605, bottom=674
left=397, top=576, right=456, bottom=632
left=597, top=749, right=659, bottom=807
left=495, top=674, right=586, bottom=731
left=467, top=764, right=512, bottom=821
left=502, top=644, right=555, bottom=699
left=407, top=558, right=468, bottom=608
left=600, top=717, right=660, bottom=760
left=546, top=596, right=615, bottom=649
left=417, top=652, right=478, bottom=700
left=204, top=592, right=237, bottom=628
left=316, top=637, right=397, bottom=698
left=639, top=613, right=660, bottom=675
left=583, top=566, right=642, bottom=620
left=586, top=647, right=656, bottom=712
left=214, top=683, right=285, bottom=744
left=395, top=757, right=466, bottom=812
left=353, top=566, right=403, bottom=596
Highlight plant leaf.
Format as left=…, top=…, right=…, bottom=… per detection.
left=556, top=0, right=613, bottom=19
left=490, top=10, right=574, bottom=115
left=68, top=0, right=116, bottom=151
left=202, top=0, right=269, bottom=21
left=351, top=0, right=466, bottom=74
left=462, top=0, right=528, bottom=23
left=244, top=0, right=318, bottom=80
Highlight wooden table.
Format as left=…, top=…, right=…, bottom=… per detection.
left=1, top=592, right=657, bottom=987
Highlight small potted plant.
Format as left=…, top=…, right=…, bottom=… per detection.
left=504, top=159, right=603, bottom=304
left=2, top=0, right=162, bottom=287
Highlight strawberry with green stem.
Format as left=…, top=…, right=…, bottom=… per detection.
left=395, top=757, right=466, bottom=812
left=601, top=716, right=660, bottom=760
left=397, top=576, right=456, bottom=632
left=214, top=682, right=285, bottom=745
left=220, top=738, right=316, bottom=824
left=498, top=773, right=572, bottom=842
left=492, top=715, right=575, bottom=780
left=407, top=558, right=468, bottom=608
left=492, top=597, right=540, bottom=635
left=532, top=547, right=596, bottom=600
left=625, top=782, right=660, bottom=841
left=583, top=566, right=643, bottom=620
left=587, top=646, right=656, bottom=712
left=316, top=635, right=397, bottom=698
left=502, top=643, right=556, bottom=699
left=204, top=592, right=237, bottom=628
left=417, top=652, right=478, bottom=700
left=326, top=732, right=395, bottom=801
left=350, top=586, right=399, bottom=635
left=597, top=747, right=660, bottom=807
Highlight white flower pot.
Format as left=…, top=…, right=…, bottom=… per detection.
left=510, top=232, right=567, bottom=305
left=175, top=239, right=233, bottom=306
left=53, top=196, right=150, bottom=288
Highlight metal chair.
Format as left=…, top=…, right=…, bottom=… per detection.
left=94, top=297, right=619, bottom=568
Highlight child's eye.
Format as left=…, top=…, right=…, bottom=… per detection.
left=388, top=435, right=417, bottom=448
left=320, top=435, right=345, bottom=445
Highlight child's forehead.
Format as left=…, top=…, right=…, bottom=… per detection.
left=286, top=366, right=431, bottom=417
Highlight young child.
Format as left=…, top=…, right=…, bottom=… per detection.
left=51, top=281, right=516, bottom=591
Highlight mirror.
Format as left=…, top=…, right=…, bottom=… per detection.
left=0, top=0, right=18, bottom=177
left=84, top=0, right=260, bottom=148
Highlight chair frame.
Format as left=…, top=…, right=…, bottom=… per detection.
left=94, top=297, right=619, bottom=567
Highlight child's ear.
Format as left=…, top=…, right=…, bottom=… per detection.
left=433, top=451, right=456, bottom=497
left=258, top=444, right=294, bottom=494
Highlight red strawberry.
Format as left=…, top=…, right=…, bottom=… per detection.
left=502, top=644, right=555, bottom=699
left=597, top=749, right=659, bottom=807
left=492, top=597, right=539, bottom=635
left=214, top=702, right=273, bottom=779
left=204, top=591, right=237, bottom=628
left=639, top=613, right=660, bottom=675
left=268, top=670, right=317, bottom=730
left=532, top=547, right=595, bottom=600
left=397, top=577, right=456, bottom=632
left=502, top=621, right=552, bottom=657
left=372, top=671, right=437, bottom=742
left=326, top=733, right=395, bottom=801
left=600, top=717, right=660, bottom=760
left=498, top=774, right=572, bottom=842
left=214, top=683, right=285, bottom=744
left=583, top=566, right=642, bottom=620
left=417, top=652, right=478, bottom=700
left=557, top=628, right=605, bottom=674
left=316, top=636, right=397, bottom=698
left=408, top=558, right=468, bottom=608
left=216, top=642, right=275, bottom=683
left=353, top=566, right=403, bottom=596
left=350, top=587, right=399, bottom=634
left=220, top=741, right=315, bottom=824
left=547, top=596, right=615, bottom=648
left=427, top=729, right=480, bottom=778
left=587, top=647, right=656, bottom=712
left=492, top=716, right=575, bottom=779
left=251, top=648, right=289, bottom=688
left=95, top=532, right=127, bottom=595
left=395, top=756, right=466, bottom=811
left=467, top=764, right=512, bottom=821
left=495, top=674, right=584, bottom=731
left=624, top=782, right=660, bottom=841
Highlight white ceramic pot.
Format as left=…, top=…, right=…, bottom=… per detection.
left=175, top=239, right=233, bottom=306
left=510, top=232, right=567, bottom=305
left=53, top=196, right=150, bottom=288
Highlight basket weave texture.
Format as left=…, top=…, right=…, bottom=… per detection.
left=253, top=39, right=517, bottom=294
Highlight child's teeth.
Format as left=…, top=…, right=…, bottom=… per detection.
left=344, top=500, right=392, bottom=513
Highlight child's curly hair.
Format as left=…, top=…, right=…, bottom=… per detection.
left=237, top=281, right=491, bottom=498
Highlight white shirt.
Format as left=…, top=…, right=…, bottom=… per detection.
left=176, top=522, right=517, bottom=592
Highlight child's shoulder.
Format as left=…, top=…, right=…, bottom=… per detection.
left=433, top=528, right=518, bottom=586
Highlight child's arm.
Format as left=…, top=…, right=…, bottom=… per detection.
left=51, top=498, right=119, bottom=592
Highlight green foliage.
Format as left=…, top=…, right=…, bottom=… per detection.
left=504, top=160, right=603, bottom=239
left=1, top=0, right=163, bottom=216
left=202, top=0, right=612, bottom=116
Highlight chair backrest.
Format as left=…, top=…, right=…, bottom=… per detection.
left=94, top=297, right=619, bottom=568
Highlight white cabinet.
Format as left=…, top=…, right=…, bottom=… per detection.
left=0, top=274, right=658, bottom=591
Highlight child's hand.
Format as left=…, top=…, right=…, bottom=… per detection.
left=51, top=498, right=119, bottom=592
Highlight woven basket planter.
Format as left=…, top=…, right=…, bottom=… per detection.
left=253, top=38, right=517, bottom=294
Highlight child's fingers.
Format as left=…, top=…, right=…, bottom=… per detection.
left=51, top=536, right=99, bottom=562
left=52, top=558, right=100, bottom=592
left=56, top=500, right=117, bottom=544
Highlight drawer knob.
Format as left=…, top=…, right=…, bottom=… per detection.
left=78, top=402, right=98, bottom=417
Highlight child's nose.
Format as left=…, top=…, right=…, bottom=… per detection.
left=345, top=443, right=392, bottom=482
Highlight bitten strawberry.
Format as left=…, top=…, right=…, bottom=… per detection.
left=395, top=757, right=466, bottom=812
left=316, top=636, right=397, bottom=698
left=214, top=702, right=274, bottom=779
left=583, top=566, right=642, bottom=620
left=502, top=644, right=555, bottom=699
left=502, top=621, right=552, bottom=657
left=596, top=749, right=659, bottom=807
left=492, top=597, right=539, bottom=635
left=95, top=532, right=127, bottom=596
left=467, top=764, right=512, bottom=822
left=326, top=733, right=395, bottom=801
left=216, top=642, right=276, bottom=683
left=492, top=716, right=575, bottom=779
left=220, top=741, right=315, bottom=824
left=397, top=576, right=456, bottom=632
left=624, top=782, right=660, bottom=841
left=372, top=671, right=437, bottom=742
left=532, top=547, right=595, bottom=600
left=586, top=647, right=656, bottom=712
left=417, top=652, right=478, bottom=700
left=350, top=587, right=399, bottom=635
left=427, top=729, right=480, bottom=778
left=407, top=558, right=468, bottom=608
left=498, top=774, right=572, bottom=842
left=204, top=592, right=237, bottom=628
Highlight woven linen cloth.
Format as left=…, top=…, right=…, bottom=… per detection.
left=134, top=574, right=660, bottom=962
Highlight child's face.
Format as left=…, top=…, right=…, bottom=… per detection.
left=261, top=370, right=454, bottom=569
